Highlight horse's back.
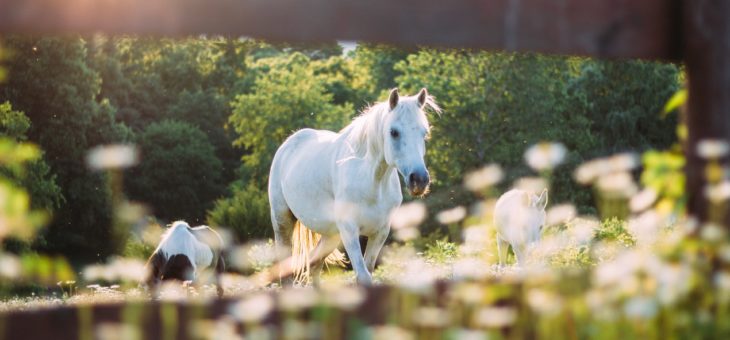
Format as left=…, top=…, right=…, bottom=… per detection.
left=494, top=189, right=532, bottom=242
left=190, top=225, right=223, bottom=251
left=269, top=128, right=342, bottom=233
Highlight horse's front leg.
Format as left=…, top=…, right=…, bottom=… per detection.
left=364, top=225, right=390, bottom=273
left=337, top=221, right=372, bottom=285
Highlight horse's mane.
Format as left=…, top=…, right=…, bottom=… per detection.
left=343, top=94, right=440, bottom=159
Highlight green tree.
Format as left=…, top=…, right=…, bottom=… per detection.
left=0, top=101, right=62, bottom=211
left=0, top=37, right=131, bottom=260
left=228, top=52, right=352, bottom=186
left=126, top=120, right=224, bottom=223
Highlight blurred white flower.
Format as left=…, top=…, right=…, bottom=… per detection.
left=574, top=159, right=604, bottom=185
left=655, top=263, right=691, bottom=305
left=575, top=153, right=638, bottom=185
left=82, top=258, right=144, bottom=283
left=321, top=284, right=365, bottom=311
left=230, top=293, right=274, bottom=323
left=464, top=164, right=503, bottom=192
left=473, top=306, right=517, bottom=328
left=436, top=206, right=467, bottom=225
left=413, top=307, right=450, bottom=328
left=546, top=204, right=577, bottom=226
left=397, top=258, right=438, bottom=294
left=623, top=296, right=658, bottom=319
left=453, top=258, right=490, bottom=281
left=86, top=144, right=138, bottom=170
left=526, top=289, right=563, bottom=316
left=0, top=253, right=21, bottom=279
left=96, top=323, right=141, bottom=340
left=368, top=325, right=413, bottom=340
left=700, top=223, right=725, bottom=242
left=596, top=171, right=637, bottom=197
left=453, top=283, right=486, bottom=305
left=569, top=219, right=598, bottom=245
left=390, top=202, right=427, bottom=230
left=460, top=226, right=489, bottom=255
left=697, top=139, right=729, bottom=159
left=705, top=180, right=730, bottom=203
left=394, top=226, right=420, bottom=241
left=607, top=153, right=640, bottom=173
left=524, top=142, right=567, bottom=171
left=230, top=241, right=288, bottom=271
left=278, top=287, right=319, bottom=312
left=627, top=211, right=661, bottom=246
left=630, top=188, right=658, bottom=212
left=514, top=177, right=548, bottom=193
left=158, top=281, right=188, bottom=301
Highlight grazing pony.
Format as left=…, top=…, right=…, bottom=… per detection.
left=269, top=88, right=439, bottom=284
left=494, top=188, right=548, bottom=266
left=144, top=221, right=226, bottom=297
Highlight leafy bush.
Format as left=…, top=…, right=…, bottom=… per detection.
left=126, top=120, right=223, bottom=223
left=207, top=183, right=272, bottom=242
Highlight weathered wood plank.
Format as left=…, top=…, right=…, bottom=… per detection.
left=0, top=0, right=678, bottom=60
left=683, top=0, right=730, bottom=228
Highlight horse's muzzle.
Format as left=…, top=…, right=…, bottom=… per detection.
left=408, top=170, right=430, bottom=197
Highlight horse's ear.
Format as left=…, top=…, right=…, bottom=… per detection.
left=417, top=88, right=428, bottom=107
left=389, top=88, right=399, bottom=110
left=536, top=188, right=548, bottom=210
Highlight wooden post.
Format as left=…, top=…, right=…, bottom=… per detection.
left=684, top=0, right=730, bottom=227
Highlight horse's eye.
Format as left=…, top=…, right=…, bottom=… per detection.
left=390, top=129, right=400, bottom=138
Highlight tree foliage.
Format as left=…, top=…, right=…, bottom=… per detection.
left=0, top=36, right=681, bottom=257
left=126, top=120, right=223, bottom=223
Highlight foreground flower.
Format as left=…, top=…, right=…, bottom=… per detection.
left=463, top=164, right=503, bottom=191
left=86, top=144, right=138, bottom=170
left=524, top=142, right=567, bottom=171
left=230, top=293, right=274, bottom=323
left=436, top=206, right=467, bottom=224
left=390, top=202, right=427, bottom=230
left=697, top=139, right=729, bottom=159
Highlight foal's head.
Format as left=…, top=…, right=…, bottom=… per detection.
left=383, top=88, right=439, bottom=197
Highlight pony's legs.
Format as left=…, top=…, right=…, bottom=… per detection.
left=364, top=227, right=389, bottom=273
left=497, top=235, right=509, bottom=267
left=338, top=221, right=372, bottom=284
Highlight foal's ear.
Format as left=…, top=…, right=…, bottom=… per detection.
left=417, top=88, right=428, bottom=107
left=389, top=88, right=399, bottom=110
left=536, top=188, right=548, bottom=210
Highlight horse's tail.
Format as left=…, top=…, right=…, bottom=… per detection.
left=291, top=220, right=347, bottom=284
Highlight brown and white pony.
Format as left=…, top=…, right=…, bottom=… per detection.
left=144, top=221, right=226, bottom=297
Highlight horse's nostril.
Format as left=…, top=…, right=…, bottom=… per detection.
left=409, top=173, right=416, bottom=184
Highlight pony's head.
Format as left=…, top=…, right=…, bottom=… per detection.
left=161, top=254, right=194, bottom=282
left=383, top=88, right=439, bottom=197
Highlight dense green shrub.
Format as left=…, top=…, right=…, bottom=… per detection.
left=126, top=120, right=223, bottom=223
left=207, top=183, right=272, bottom=242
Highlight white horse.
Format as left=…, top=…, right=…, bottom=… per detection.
left=494, top=188, right=548, bottom=266
left=269, top=88, right=439, bottom=284
left=144, top=221, right=226, bottom=297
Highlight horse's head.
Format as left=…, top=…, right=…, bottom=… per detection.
left=383, top=88, right=439, bottom=197
left=161, top=254, right=195, bottom=282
